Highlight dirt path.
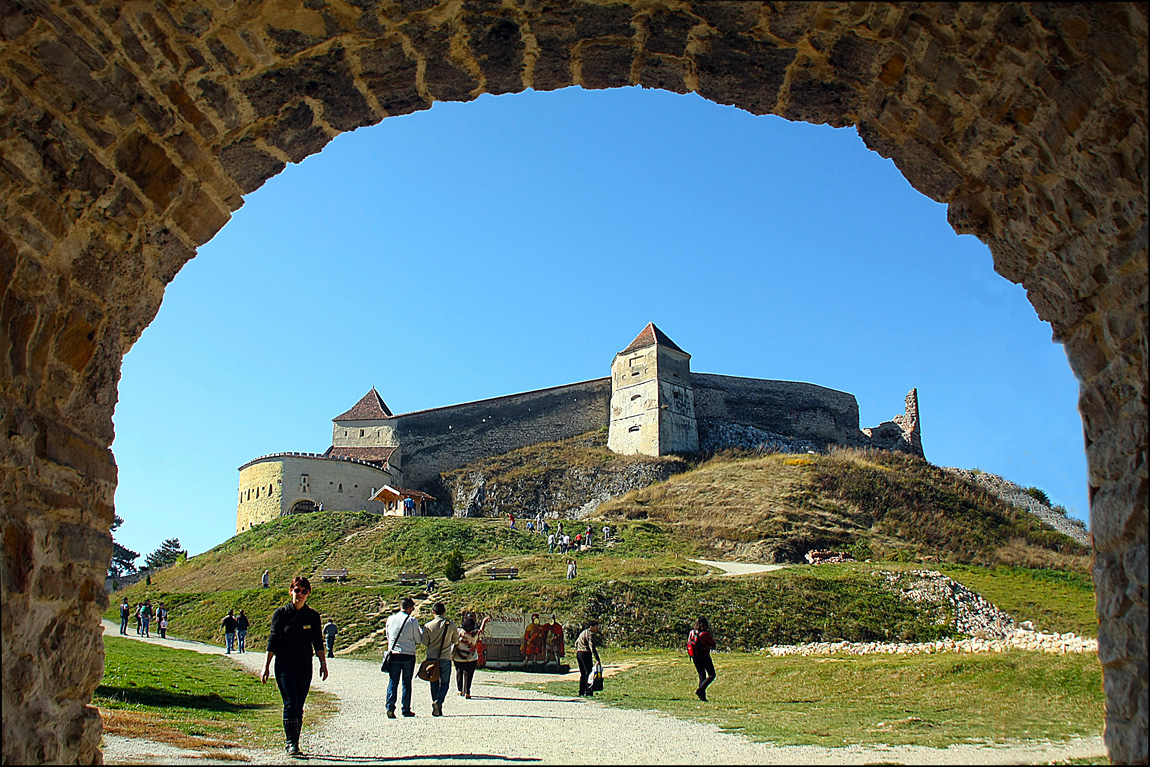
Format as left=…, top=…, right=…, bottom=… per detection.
left=690, top=558, right=791, bottom=576
left=99, top=620, right=1105, bottom=765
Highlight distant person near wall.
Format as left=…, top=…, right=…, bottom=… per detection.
left=119, top=597, right=130, bottom=635
left=262, top=569, right=270, bottom=588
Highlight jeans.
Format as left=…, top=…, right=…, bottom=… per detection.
left=326, top=636, right=335, bottom=658
left=386, top=654, right=416, bottom=713
left=454, top=660, right=477, bottom=696
left=274, top=662, right=313, bottom=721
left=225, top=632, right=236, bottom=653
left=142, top=617, right=150, bottom=636
left=693, top=654, right=716, bottom=692
left=120, top=616, right=128, bottom=635
left=428, top=659, right=453, bottom=705
left=237, top=630, right=247, bottom=653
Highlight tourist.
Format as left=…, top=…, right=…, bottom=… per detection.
left=119, top=597, right=130, bottom=635
left=323, top=618, right=338, bottom=659
left=261, top=576, right=328, bottom=758
left=222, top=609, right=238, bottom=653
left=536, top=512, right=544, bottom=533
left=547, top=532, right=556, bottom=554
left=383, top=596, right=423, bottom=718
left=135, top=603, right=143, bottom=635
left=574, top=621, right=602, bottom=697
left=563, top=534, right=572, bottom=552
left=526, top=520, right=535, bottom=533
left=141, top=600, right=152, bottom=637
left=156, top=603, right=167, bottom=639
left=602, top=524, right=611, bottom=542
left=426, top=577, right=437, bottom=594
left=422, top=602, right=457, bottom=717
left=236, top=609, right=250, bottom=653
left=566, top=559, right=576, bottom=580
left=262, top=569, right=270, bottom=589
left=687, top=616, right=717, bottom=701
left=508, top=512, right=516, bottom=529
left=453, top=612, right=489, bottom=699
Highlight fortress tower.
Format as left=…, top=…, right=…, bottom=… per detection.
left=608, top=323, right=699, bottom=456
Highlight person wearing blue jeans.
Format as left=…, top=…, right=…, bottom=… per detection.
left=421, top=602, right=457, bottom=717
left=384, top=597, right=423, bottom=717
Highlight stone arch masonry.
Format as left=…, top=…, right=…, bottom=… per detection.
left=0, top=2, right=1144, bottom=763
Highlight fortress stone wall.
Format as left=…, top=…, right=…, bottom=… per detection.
left=236, top=453, right=392, bottom=531
left=385, top=379, right=614, bottom=487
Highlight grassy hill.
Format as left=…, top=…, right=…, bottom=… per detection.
left=595, top=448, right=1090, bottom=571
left=106, top=446, right=1093, bottom=657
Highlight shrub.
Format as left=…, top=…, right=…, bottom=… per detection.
left=1024, top=486, right=1052, bottom=506
left=444, top=549, right=466, bottom=581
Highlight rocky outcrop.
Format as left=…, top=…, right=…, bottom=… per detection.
left=945, top=468, right=1092, bottom=547
left=445, top=459, right=686, bottom=520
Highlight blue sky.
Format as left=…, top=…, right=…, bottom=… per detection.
left=111, top=85, right=1088, bottom=560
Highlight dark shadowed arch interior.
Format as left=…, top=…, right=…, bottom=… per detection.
left=0, top=3, right=1144, bottom=763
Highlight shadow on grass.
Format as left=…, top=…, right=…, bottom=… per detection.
left=95, top=685, right=275, bottom=713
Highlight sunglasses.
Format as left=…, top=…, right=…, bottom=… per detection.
left=291, top=588, right=310, bottom=594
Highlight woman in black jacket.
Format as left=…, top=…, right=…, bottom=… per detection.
left=261, top=576, right=328, bottom=758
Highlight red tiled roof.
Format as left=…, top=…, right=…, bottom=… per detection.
left=325, top=446, right=398, bottom=465
left=334, top=387, right=393, bottom=421
left=620, top=323, right=686, bottom=355
left=370, top=485, right=436, bottom=502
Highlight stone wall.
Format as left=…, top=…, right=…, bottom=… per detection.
left=693, top=373, right=864, bottom=449
left=237, top=453, right=391, bottom=530
left=0, top=2, right=1143, bottom=763
left=393, top=379, right=613, bottom=487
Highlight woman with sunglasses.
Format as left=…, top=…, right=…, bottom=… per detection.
left=261, top=576, right=328, bottom=758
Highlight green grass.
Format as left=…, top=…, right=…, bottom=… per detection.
left=937, top=564, right=1098, bottom=637
left=96, top=637, right=334, bottom=752
left=519, top=649, right=1105, bottom=749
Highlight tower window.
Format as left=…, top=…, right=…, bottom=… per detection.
left=631, top=394, right=641, bottom=401
left=360, top=429, right=365, bottom=437
left=629, top=425, right=641, bottom=433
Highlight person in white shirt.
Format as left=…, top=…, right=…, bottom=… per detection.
left=383, top=597, right=423, bottom=718
left=548, top=533, right=556, bottom=554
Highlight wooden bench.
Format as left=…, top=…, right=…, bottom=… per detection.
left=398, top=572, right=427, bottom=586
left=321, top=568, right=349, bottom=582
left=487, top=567, right=519, bottom=580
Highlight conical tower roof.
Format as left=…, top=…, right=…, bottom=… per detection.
left=333, top=387, right=393, bottom=421
left=619, top=322, right=686, bottom=355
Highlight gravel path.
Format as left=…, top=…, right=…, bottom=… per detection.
left=689, top=558, right=790, bottom=576
left=98, top=620, right=1104, bottom=765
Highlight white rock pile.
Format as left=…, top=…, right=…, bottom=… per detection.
left=760, top=630, right=1097, bottom=657
left=759, top=568, right=1097, bottom=657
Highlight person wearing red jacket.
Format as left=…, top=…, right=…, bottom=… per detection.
left=687, top=616, right=717, bottom=701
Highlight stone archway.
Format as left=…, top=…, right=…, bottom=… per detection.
left=0, top=2, right=1144, bottom=763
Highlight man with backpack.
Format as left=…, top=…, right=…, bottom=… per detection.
left=687, top=616, right=717, bottom=701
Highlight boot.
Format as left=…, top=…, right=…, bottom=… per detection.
left=284, top=718, right=302, bottom=757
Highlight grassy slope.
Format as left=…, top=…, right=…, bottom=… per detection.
left=595, top=449, right=1091, bottom=571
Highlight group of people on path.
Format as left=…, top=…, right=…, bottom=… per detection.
left=119, top=597, right=168, bottom=639
left=220, top=609, right=251, bottom=653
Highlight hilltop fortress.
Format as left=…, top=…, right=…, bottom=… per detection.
left=237, top=324, right=922, bottom=532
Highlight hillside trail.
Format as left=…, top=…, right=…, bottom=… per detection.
left=689, top=558, right=791, bottom=576
left=98, top=619, right=1105, bottom=765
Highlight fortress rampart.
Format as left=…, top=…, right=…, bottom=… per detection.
left=384, top=379, right=613, bottom=487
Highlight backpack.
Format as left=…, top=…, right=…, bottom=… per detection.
left=687, top=628, right=699, bottom=658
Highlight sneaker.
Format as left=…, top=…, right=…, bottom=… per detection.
left=402, top=711, right=415, bottom=717
left=386, top=710, right=396, bottom=719
left=432, top=702, right=442, bottom=717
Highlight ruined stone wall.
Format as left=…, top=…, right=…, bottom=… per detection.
left=692, top=373, right=865, bottom=449
left=393, top=379, right=613, bottom=487
left=0, top=2, right=1144, bottom=763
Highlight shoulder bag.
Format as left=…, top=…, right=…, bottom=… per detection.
left=417, top=621, right=450, bottom=682
left=381, top=613, right=412, bottom=673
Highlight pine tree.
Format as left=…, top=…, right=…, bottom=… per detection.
left=107, top=515, right=139, bottom=578
left=144, top=537, right=186, bottom=570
